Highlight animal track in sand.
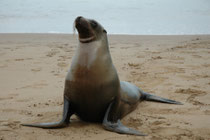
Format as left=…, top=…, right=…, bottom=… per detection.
left=21, top=109, right=47, bottom=118
left=27, top=100, right=63, bottom=108
left=0, top=93, right=18, bottom=101
left=19, top=110, right=33, bottom=116
left=170, top=45, right=188, bottom=50
left=151, top=127, right=201, bottom=140
left=127, top=63, right=140, bottom=68
left=152, top=56, right=162, bottom=60
left=163, top=66, right=185, bottom=74
left=150, top=120, right=170, bottom=126
left=47, top=130, right=71, bottom=137
left=175, top=88, right=207, bottom=106
left=120, top=43, right=136, bottom=49
left=170, top=40, right=210, bottom=55
left=18, top=83, right=48, bottom=89
left=147, top=108, right=187, bottom=115
left=57, top=62, right=68, bottom=68
left=165, top=55, right=185, bottom=64
left=0, top=96, right=13, bottom=101
left=57, top=44, right=75, bottom=52
left=31, top=67, right=42, bottom=72
left=15, top=58, right=33, bottom=61
left=125, top=117, right=143, bottom=128
left=5, top=58, right=33, bottom=63
left=16, top=99, right=31, bottom=103
left=57, top=55, right=71, bottom=61
left=14, top=58, right=24, bottom=61
left=0, top=120, right=21, bottom=130
left=46, top=49, right=60, bottom=57
left=192, top=54, right=202, bottom=58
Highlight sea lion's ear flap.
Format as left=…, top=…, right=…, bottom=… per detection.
left=103, top=30, right=107, bottom=33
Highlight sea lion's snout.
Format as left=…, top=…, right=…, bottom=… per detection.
left=75, top=16, right=86, bottom=29
left=75, top=16, right=95, bottom=43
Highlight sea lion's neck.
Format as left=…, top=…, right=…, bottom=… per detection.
left=66, top=37, right=118, bottom=83
left=66, top=39, right=113, bottom=81
left=74, top=39, right=111, bottom=68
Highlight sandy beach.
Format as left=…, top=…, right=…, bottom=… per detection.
left=0, top=34, right=210, bottom=140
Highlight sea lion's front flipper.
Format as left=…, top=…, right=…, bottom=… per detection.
left=21, top=97, right=74, bottom=128
left=102, top=103, right=147, bottom=136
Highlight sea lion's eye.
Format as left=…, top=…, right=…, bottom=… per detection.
left=91, top=20, right=98, bottom=28
left=103, top=30, right=107, bottom=33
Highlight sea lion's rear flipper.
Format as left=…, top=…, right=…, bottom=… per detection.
left=21, top=97, right=74, bottom=128
left=140, top=91, right=183, bottom=105
left=102, top=103, right=147, bottom=136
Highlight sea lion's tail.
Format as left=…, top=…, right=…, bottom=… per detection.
left=140, top=92, right=183, bottom=105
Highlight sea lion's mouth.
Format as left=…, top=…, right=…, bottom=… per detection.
left=75, top=16, right=96, bottom=43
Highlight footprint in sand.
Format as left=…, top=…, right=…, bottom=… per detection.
left=16, top=99, right=31, bottom=103
left=46, top=49, right=60, bottom=57
left=164, top=66, right=185, bottom=74
left=6, top=57, right=33, bottom=63
left=126, top=117, right=143, bottom=128
left=166, top=56, right=185, bottom=64
left=0, top=97, right=13, bottom=101
left=170, top=45, right=188, bottom=51
left=151, top=120, right=170, bottom=126
left=57, top=44, right=74, bottom=52
left=128, top=63, right=140, bottom=68
left=15, top=58, right=25, bottom=61
left=18, top=83, right=48, bottom=89
left=27, top=100, right=63, bottom=108
left=0, top=93, right=18, bottom=101
left=47, top=129, right=71, bottom=137
left=31, top=67, right=42, bottom=72
left=175, top=88, right=207, bottom=106
left=57, top=62, right=68, bottom=68
left=151, top=127, right=198, bottom=140
left=58, top=55, right=68, bottom=61
left=19, top=110, right=32, bottom=116
left=0, top=120, right=21, bottom=130
left=192, top=54, right=202, bottom=58
left=152, top=56, right=162, bottom=60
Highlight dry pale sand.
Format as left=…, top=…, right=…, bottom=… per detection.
left=0, top=34, right=210, bottom=140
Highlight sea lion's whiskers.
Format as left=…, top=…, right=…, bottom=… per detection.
left=73, top=21, right=76, bottom=35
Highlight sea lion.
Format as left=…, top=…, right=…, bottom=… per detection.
left=22, top=16, right=182, bottom=136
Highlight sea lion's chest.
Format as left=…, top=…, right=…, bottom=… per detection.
left=64, top=67, right=119, bottom=122
left=64, top=64, right=119, bottom=104
left=63, top=44, right=120, bottom=121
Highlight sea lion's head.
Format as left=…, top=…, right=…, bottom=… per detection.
left=74, top=16, right=107, bottom=43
